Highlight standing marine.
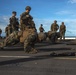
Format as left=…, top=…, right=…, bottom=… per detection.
left=20, top=6, right=33, bottom=31
left=0, top=28, right=2, bottom=38
left=38, top=24, right=46, bottom=42
left=7, top=24, right=12, bottom=36
left=9, top=11, right=19, bottom=32
left=60, top=22, right=66, bottom=40
left=51, top=20, right=59, bottom=32
left=5, top=26, right=8, bottom=37
left=39, top=24, right=45, bottom=32
left=5, top=24, right=12, bottom=37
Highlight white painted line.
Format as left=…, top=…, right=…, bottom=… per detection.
left=58, top=38, right=76, bottom=40
left=0, top=56, right=76, bottom=60
left=54, top=57, right=76, bottom=60
left=65, top=38, right=76, bottom=39
left=0, top=56, right=31, bottom=58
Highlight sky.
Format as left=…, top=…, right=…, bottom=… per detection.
left=0, top=0, right=76, bottom=36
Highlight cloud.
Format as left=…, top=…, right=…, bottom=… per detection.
left=68, top=0, right=76, bottom=3
left=55, top=10, right=72, bottom=15
left=55, top=10, right=76, bottom=19
left=0, top=16, right=9, bottom=24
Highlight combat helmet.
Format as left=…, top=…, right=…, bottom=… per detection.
left=25, top=6, right=31, bottom=11
left=54, top=20, right=57, bottom=22
left=12, top=11, right=16, bottom=15
left=62, top=22, right=64, bottom=24
left=41, top=24, right=43, bottom=26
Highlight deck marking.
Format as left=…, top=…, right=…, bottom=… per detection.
left=0, top=56, right=31, bottom=58
left=54, top=57, right=76, bottom=60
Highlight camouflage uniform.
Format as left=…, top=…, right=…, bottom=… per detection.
left=8, top=24, right=12, bottom=36
left=10, top=11, right=19, bottom=32
left=0, top=28, right=2, bottom=37
left=0, top=31, right=19, bottom=47
left=20, top=6, right=37, bottom=53
left=38, top=24, right=46, bottom=42
left=39, top=24, right=44, bottom=32
left=60, top=22, right=66, bottom=40
left=51, top=20, right=59, bottom=32
left=0, top=12, right=19, bottom=47
left=5, top=26, right=8, bottom=37
left=20, top=6, right=33, bottom=31
left=20, top=28, right=37, bottom=53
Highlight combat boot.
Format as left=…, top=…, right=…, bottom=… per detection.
left=24, top=47, right=30, bottom=53
left=29, top=48, right=38, bottom=54
left=0, top=42, right=4, bottom=49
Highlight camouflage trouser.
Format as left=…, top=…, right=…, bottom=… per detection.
left=8, top=30, right=12, bottom=36
left=60, top=32, right=65, bottom=40
left=53, top=30, right=57, bottom=32
left=12, top=26, right=17, bottom=32
left=20, top=24, right=25, bottom=31
left=1, top=31, right=19, bottom=47
left=24, top=34, right=37, bottom=53
left=12, top=27, right=19, bottom=32
left=38, top=32, right=46, bottom=42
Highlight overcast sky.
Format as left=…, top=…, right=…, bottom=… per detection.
left=0, top=0, right=76, bottom=36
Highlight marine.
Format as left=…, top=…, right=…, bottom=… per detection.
left=60, top=22, right=66, bottom=40
left=51, top=20, right=59, bottom=32
left=5, top=26, right=8, bottom=37
left=7, top=24, right=12, bottom=36
left=20, top=6, right=33, bottom=31
left=39, top=24, right=45, bottom=32
left=0, top=31, right=20, bottom=48
left=9, top=11, right=19, bottom=32
left=47, top=20, right=60, bottom=43
left=0, top=28, right=2, bottom=38
left=20, top=6, right=38, bottom=53
left=38, top=24, right=46, bottom=42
